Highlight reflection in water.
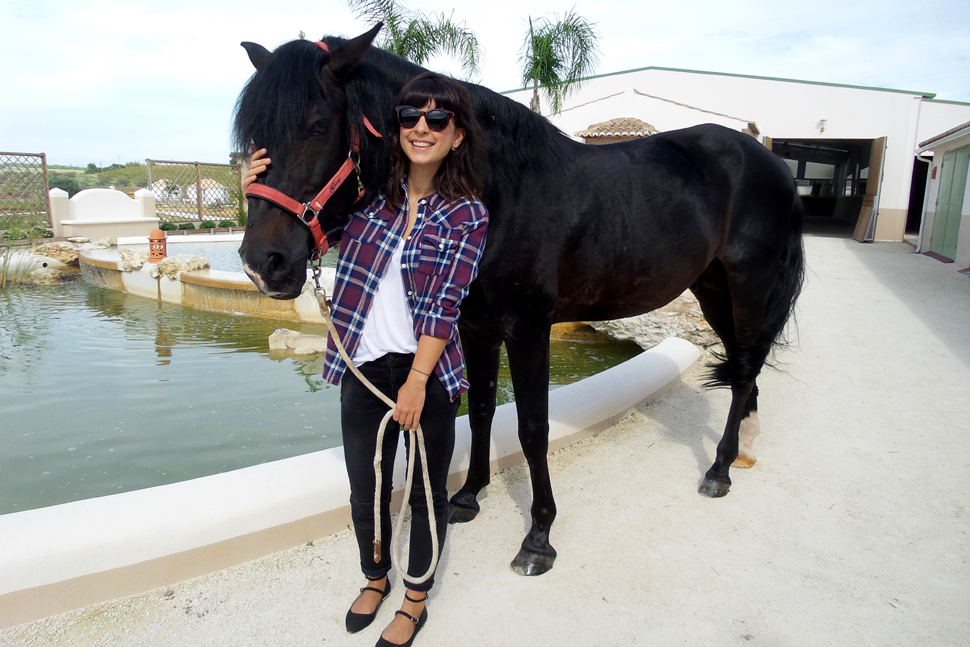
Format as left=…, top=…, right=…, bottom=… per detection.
left=0, top=286, right=53, bottom=377
left=0, top=282, right=338, bottom=515
left=0, top=281, right=639, bottom=515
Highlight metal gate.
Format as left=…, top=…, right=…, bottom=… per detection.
left=146, top=159, right=243, bottom=223
left=0, top=152, right=51, bottom=230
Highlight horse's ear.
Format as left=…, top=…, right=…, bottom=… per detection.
left=323, top=23, right=382, bottom=82
left=241, top=42, right=271, bottom=70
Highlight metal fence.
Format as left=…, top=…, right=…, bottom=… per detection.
left=0, top=152, right=51, bottom=229
left=146, top=159, right=244, bottom=223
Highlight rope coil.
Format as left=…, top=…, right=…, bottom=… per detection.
left=312, top=265, right=439, bottom=584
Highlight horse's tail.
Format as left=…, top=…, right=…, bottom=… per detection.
left=761, top=195, right=806, bottom=354
left=707, top=195, right=805, bottom=388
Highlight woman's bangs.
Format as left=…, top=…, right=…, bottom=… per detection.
left=396, top=76, right=456, bottom=113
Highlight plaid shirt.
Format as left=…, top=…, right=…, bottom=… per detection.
left=322, top=188, right=488, bottom=400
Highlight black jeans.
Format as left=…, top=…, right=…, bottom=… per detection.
left=341, top=352, right=459, bottom=592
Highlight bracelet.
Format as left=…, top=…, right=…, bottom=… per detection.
left=410, top=367, right=430, bottom=377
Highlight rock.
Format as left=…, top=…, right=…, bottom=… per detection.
left=30, top=242, right=79, bottom=265
left=27, top=267, right=72, bottom=285
left=119, top=248, right=150, bottom=272
left=592, top=291, right=720, bottom=350
left=550, top=322, right=616, bottom=342
left=77, top=238, right=115, bottom=250
left=268, top=329, right=329, bottom=356
left=67, top=237, right=90, bottom=243
left=150, top=254, right=209, bottom=279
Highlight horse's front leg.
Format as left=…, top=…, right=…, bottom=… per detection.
left=505, top=328, right=557, bottom=576
left=450, top=330, right=502, bottom=523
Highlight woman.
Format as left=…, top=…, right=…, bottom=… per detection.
left=246, top=72, right=487, bottom=647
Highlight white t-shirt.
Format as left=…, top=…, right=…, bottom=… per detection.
left=353, top=235, right=418, bottom=365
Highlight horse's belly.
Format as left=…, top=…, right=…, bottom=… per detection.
left=553, top=270, right=699, bottom=323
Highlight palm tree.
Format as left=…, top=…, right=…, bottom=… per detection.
left=347, top=0, right=481, bottom=78
left=520, top=10, right=600, bottom=114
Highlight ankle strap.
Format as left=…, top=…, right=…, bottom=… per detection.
left=365, top=574, right=387, bottom=581
left=404, top=592, right=427, bottom=604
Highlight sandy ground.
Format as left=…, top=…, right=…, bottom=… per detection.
left=3, top=233, right=969, bottom=647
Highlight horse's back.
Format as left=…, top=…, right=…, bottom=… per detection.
left=550, top=126, right=791, bottom=318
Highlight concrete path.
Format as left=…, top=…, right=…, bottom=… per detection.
left=3, top=233, right=968, bottom=646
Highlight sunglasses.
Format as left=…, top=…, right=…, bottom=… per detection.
left=395, top=105, right=455, bottom=131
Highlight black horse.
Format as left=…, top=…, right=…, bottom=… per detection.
left=234, top=26, right=804, bottom=576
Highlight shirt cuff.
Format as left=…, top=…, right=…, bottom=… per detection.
left=417, top=309, right=457, bottom=341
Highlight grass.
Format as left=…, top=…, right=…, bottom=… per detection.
left=0, top=245, right=35, bottom=287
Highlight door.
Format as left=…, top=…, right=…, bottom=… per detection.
left=930, top=147, right=969, bottom=260
left=853, top=136, right=887, bottom=242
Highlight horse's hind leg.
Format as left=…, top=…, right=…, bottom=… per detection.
left=690, top=261, right=770, bottom=497
left=449, top=329, right=502, bottom=523
left=699, top=380, right=756, bottom=497
left=734, top=386, right=759, bottom=468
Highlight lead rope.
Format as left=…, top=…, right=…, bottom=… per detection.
left=310, top=261, right=439, bottom=585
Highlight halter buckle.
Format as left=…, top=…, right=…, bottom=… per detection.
left=301, top=203, right=318, bottom=225
left=349, top=150, right=365, bottom=201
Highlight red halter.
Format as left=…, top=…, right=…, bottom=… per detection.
left=244, top=40, right=382, bottom=258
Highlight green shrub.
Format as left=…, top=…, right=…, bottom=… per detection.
left=218, top=220, right=237, bottom=228
left=3, top=228, right=27, bottom=241
left=199, top=221, right=216, bottom=229
left=28, top=227, right=54, bottom=239
left=159, top=222, right=178, bottom=231
left=177, top=222, right=195, bottom=230
left=48, top=172, right=84, bottom=197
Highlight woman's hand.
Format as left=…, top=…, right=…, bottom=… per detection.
left=393, top=372, right=427, bottom=431
left=242, top=146, right=271, bottom=190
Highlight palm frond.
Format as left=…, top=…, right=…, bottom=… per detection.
left=519, top=10, right=600, bottom=114
left=345, top=0, right=480, bottom=78
left=427, top=12, right=481, bottom=78
left=346, top=0, right=396, bottom=26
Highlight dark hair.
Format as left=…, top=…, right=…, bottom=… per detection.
left=386, top=72, right=484, bottom=206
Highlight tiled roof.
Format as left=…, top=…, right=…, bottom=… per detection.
left=918, top=120, right=970, bottom=149
left=576, top=117, right=657, bottom=138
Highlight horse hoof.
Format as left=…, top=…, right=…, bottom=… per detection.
left=448, top=503, right=479, bottom=524
left=698, top=478, right=731, bottom=498
left=510, top=547, right=556, bottom=576
left=448, top=492, right=480, bottom=524
left=732, top=453, right=757, bottom=469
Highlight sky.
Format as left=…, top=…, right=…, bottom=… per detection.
left=1, top=0, right=968, bottom=167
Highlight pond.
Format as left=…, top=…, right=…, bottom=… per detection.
left=0, top=280, right=640, bottom=515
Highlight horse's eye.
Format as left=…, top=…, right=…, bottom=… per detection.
left=311, top=119, right=330, bottom=135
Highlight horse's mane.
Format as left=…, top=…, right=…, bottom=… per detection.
left=233, top=35, right=574, bottom=205
left=464, top=84, right=574, bottom=205
left=349, top=45, right=575, bottom=204
left=232, top=41, right=328, bottom=164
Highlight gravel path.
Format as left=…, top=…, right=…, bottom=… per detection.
left=4, top=234, right=968, bottom=646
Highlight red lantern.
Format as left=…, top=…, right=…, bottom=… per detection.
left=149, top=229, right=167, bottom=262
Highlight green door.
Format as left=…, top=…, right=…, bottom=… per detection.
left=931, top=147, right=969, bottom=260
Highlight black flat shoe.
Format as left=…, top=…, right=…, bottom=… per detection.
left=375, top=593, right=427, bottom=647
left=346, top=575, right=391, bottom=634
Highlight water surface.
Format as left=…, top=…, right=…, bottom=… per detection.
left=0, top=281, right=639, bottom=514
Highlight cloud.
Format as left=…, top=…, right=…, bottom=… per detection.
left=2, top=0, right=967, bottom=165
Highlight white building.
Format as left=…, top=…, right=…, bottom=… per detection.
left=504, top=67, right=970, bottom=244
